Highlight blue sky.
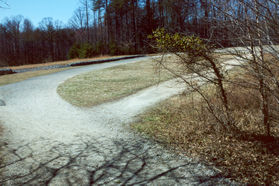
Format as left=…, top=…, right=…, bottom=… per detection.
left=0, top=0, right=80, bottom=26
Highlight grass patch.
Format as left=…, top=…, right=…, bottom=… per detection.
left=132, top=83, right=279, bottom=185
left=0, top=67, right=73, bottom=86
left=57, top=59, right=174, bottom=107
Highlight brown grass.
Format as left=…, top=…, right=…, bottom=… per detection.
left=0, top=67, right=73, bottom=86
left=132, top=59, right=279, bottom=185
left=132, top=85, right=279, bottom=184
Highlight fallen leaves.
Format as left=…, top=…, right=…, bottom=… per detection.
left=132, top=93, right=279, bottom=185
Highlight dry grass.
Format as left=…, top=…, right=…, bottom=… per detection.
left=132, top=81, right=279, bottom=185
left=0, top=67, right=73, bottom=86
left=3, top=55, right=126, bottom=70
left=57, top=58, right=174, bottom=107
left=213, top=53, right=235, bottom=60
left=131, top=52, right=279, bottom=185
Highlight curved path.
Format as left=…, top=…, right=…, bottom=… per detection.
left=0, top=57, right=236, bottom=185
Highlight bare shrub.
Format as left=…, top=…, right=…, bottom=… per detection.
left=150, top=28, right=237, bottom=133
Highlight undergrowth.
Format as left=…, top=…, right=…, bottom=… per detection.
left=132, top=83, right=279, bottom=185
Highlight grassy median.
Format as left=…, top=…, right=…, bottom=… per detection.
left=0, top=55, right=127, bottom=86
left=0, top=67, right=73, bottom=86
left=57, top=59, right=174, bottom=107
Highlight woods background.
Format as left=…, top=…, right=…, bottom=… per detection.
left=0, top=0, right=278, bottom=66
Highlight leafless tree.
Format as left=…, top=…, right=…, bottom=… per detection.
left=152, top=30, right=237, bottom=133
left=211, top=0, right=279, bottom=136
left=80, top=0, right=91, bottom=42
left=3, top=16, right=23, bottom=65
left=69, top=7, right=87, bottom=44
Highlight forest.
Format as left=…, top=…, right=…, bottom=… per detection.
left=0, top=0, right=278, bottom=66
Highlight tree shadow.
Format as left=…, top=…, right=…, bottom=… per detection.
left=238, top=131, right=279, bottom=156
left=0, top=137, right=235, bottom=185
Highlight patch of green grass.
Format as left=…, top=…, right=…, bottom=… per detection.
left=0, top=67, right=73, bottom=86
left=57, top=59, right=174, bottom=107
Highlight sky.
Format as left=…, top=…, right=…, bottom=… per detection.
left=0, top=0, right=80, bottom=27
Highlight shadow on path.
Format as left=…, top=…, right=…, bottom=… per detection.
left=0, top=136, right=234, bottom=185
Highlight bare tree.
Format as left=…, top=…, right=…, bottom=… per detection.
left=151, top=28, right=237, bottom=132
left=22, top=18, right=34, bottom=64
left=39, top=17, right=55, bottom=61
left=69, top=7, right=86, bottom=44
left=219, top=0, right=279, bottom=136
left=80, top=0, right=91, bottom=43
left=150, top=0, right=279, bottom=137
left=3, top=15, right=23, bottom=65
left=69, top=7, right=85, bottom=30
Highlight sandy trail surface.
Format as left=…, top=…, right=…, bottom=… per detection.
left=0, top=57, right=236, bottom=185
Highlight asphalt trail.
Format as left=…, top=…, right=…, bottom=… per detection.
left=0, top=57, right=237, bottom=185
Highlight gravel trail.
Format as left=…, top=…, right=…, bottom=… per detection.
left=0, top=57, right=236, bottom=185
